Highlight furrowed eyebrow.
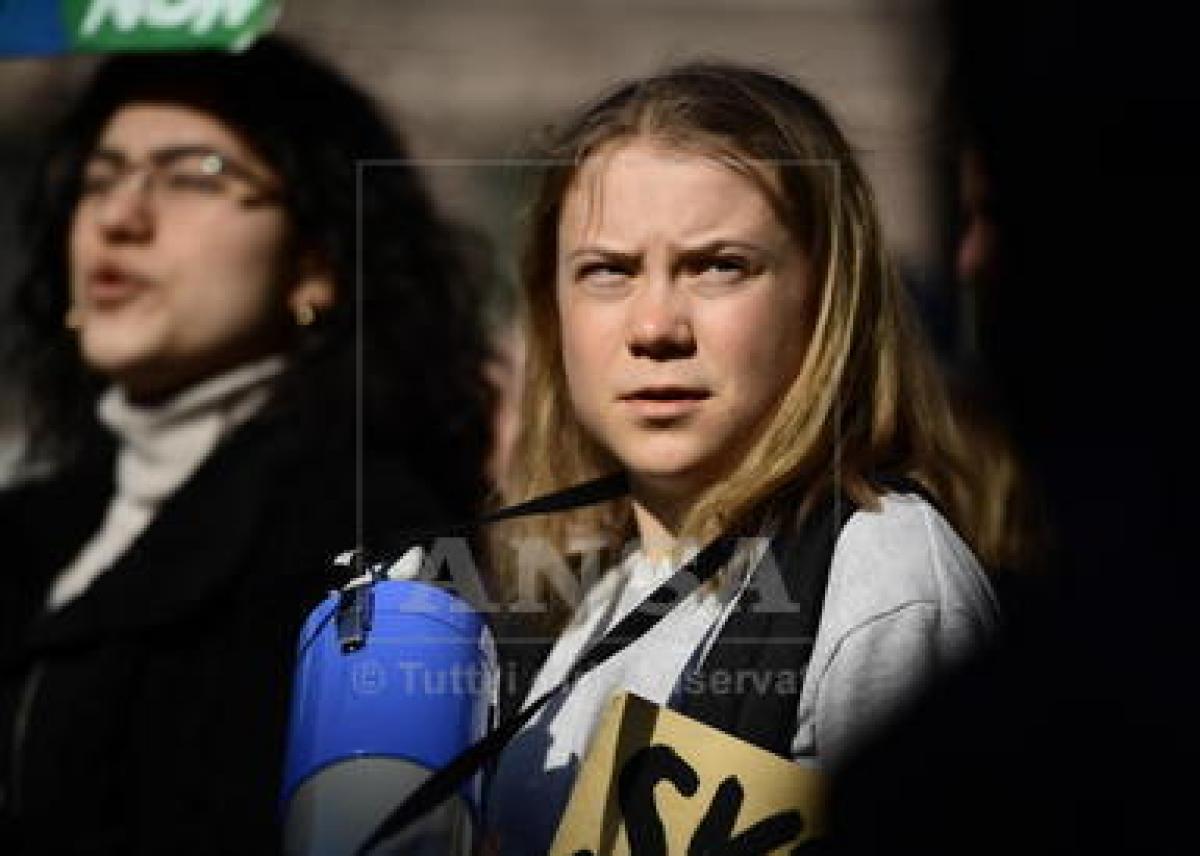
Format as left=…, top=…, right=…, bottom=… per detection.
left=563, top=240, right=776, bottom=270
left=564, top=246, right=642, bottom=266
left=677, top=239, right=769, bottom=257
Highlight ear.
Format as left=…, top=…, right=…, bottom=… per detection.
left=287, top=254, right=336, bottom=319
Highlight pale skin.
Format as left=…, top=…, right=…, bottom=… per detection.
left=556, top=139, right=814, bottom=558
left=68, top=103, right=334, bottom=403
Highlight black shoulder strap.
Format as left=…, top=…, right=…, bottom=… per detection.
left=676, top=491, right=858, bottom=758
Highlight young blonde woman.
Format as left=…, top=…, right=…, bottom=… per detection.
left=484, top=63, right=1001, bottom=854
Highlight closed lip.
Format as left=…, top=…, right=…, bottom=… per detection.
left=618, top=386, right=711, bottom=402
left=618, top=386, right=711, bottom=417
left=85, top=261, right=152, bottom=307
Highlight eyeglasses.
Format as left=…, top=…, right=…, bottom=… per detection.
left=78, top=145, right=282, bottom=211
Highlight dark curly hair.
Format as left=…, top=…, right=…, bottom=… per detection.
left=3, top=36, right=493, bottom=519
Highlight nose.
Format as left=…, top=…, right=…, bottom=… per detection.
left=91, top=171, right=155, bottom=242
left=627, top=275, right=695, bottom=360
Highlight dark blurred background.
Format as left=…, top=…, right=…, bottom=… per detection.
left=832, top=2, right=1196, bottom=853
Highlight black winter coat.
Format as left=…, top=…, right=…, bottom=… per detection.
left=0, top=415, right=441, bottom=855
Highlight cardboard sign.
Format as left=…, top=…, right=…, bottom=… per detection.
left=550, top=693, right=826, bottom=856
left=0, top=0, right=280, bottom=57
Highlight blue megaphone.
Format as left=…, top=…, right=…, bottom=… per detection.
left=280, top=577, right=496, bottom=855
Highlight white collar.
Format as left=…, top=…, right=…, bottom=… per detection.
left=97, top=355, right=286, bottom=504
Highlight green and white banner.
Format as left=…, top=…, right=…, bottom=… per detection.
left=0, top=0, right=281, bottom=56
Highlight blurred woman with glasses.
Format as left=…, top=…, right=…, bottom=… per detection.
left=0, top=37, right=492, bottom=854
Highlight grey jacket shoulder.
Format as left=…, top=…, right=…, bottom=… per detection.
left=792, top=492, right=1000, bottom=768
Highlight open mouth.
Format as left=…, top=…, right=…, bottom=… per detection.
left=86, top=263, right=151, bottom=307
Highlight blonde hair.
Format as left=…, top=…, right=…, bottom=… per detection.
left=497, top=62, right=999, bottom=619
